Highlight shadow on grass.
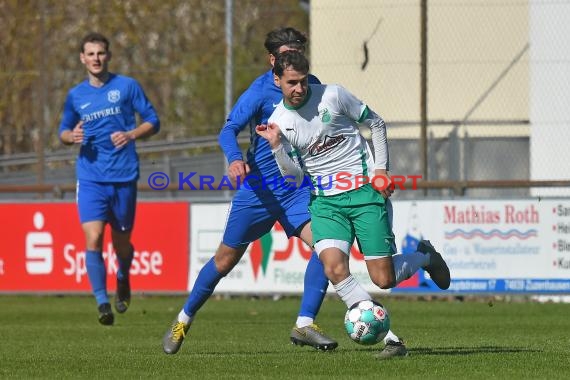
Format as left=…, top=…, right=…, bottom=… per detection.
left=408, top=346, right=541, bottom=356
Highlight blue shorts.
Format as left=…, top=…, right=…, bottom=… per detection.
left=222, top=187, right=311, bottom=248
left=76, top=179, right=137, bottom=232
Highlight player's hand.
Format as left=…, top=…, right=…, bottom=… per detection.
left=227, top=160, right=250, bottom=184
left=110, top=131, right=134, bottom=149
left=71, top=121, right=84, bottom=144
left=373, top=169, right=395, bottom=199
left=256, top=123, right=281, bottom=149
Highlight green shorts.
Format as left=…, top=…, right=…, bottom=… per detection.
left=309, top=184, right=395, bottom=257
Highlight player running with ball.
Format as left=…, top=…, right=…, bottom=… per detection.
left=256, top=50, right=450, bottom=359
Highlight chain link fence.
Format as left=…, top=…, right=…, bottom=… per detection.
left=310, top=0, right=569, bottom=198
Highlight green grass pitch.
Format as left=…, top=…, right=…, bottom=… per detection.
left=1, top=295, right=569, bottom=379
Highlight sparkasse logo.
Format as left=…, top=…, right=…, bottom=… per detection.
left=25, top=212, right=53, bottom=275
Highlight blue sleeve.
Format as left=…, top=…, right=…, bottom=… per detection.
left=131, top=79, right=160, bottom=133
left=218, top=82, right=263, bottom=164
left=58, top=92, right=80, bottom=137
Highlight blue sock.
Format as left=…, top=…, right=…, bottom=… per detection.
left=86, top=250, right=108, bottom=305
left=298, top=252, right=329, bottom=318
left=116, top=245, right=134, bottom=282
left=183, top=257, right=223, bottom=317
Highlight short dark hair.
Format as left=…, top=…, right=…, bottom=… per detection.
left=80, top=32, right=110, bottom=53
left=264, top=27, right=307, bottom=56
left=273, top=50, right=310, bottom=78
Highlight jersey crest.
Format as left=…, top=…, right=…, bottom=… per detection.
left=107, top=90, right=121, bottom=103
left=319, top=108, right=332, bottom=123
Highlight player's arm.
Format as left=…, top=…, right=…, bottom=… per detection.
left=255, top=123, right=304, bottom=183
left=112, top=80, right=160, bottom=148
left=219, top=83, right=263, bottom=180
left=361, top=107, right=394, bottom=198
left=111, top=121, right=157, bottom=148
left=58, top=93, right=83, bottom=145
left=119, top=78, right=160, bottom=147
left=336, top=85, right=389, bottom=170
left=337, top=85, right=393, bottom=198
left=359, top=107, right=388, bottom=172
left=131, top=79, right=161, bottom=136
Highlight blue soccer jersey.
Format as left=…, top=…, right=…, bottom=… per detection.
left=58, top=73, right=160, bottom=182
left=218, top=69, right=320, bottom=201
left=218, top=69, right=320, bottom=247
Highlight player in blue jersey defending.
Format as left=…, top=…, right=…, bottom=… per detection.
left=59, top=32, right=160, bottom=326
left=162, top=27, right=339, bottom=354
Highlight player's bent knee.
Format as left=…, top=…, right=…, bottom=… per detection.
left=371, top=276, right=396, bottom=290
left=323, top=261, right=350, bottom=284
left=324, top=268, right=345, bottom=284
left=214, top=255, right=239, bottom=275
left=214, top=244, right=246, bottom=275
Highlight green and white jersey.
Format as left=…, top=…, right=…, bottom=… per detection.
left=269, top=84, right=389, bottom=196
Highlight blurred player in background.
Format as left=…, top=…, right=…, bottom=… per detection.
left=58, top=32, right=160, bottom=325
left=162, top=27, right=339, bottom=355
left=257, top=51, right=451, bottom=359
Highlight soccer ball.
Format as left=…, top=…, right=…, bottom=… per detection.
left=344, top=300, right=390, bottom=345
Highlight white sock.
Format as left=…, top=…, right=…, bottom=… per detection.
left=333, top=275, right=372, bottom=308
left=177, top=310, right=193, bottom=325
left=383, top=329, right=401, bottom=344
left=392, top=252, right=430, bottom=285
left=296, top=316, right=314, bottom=328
